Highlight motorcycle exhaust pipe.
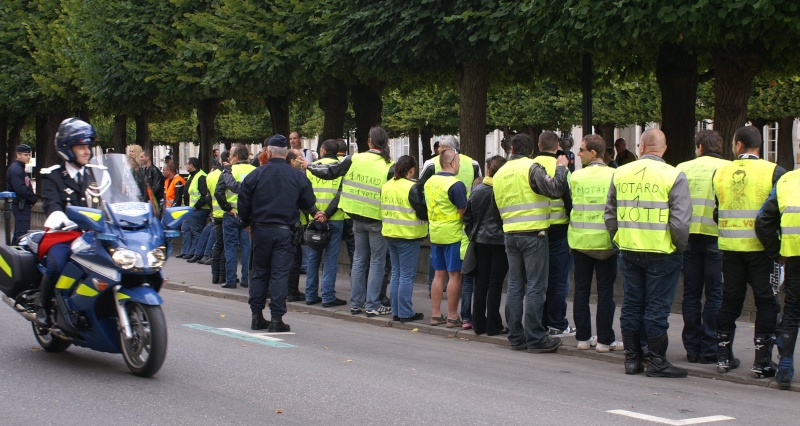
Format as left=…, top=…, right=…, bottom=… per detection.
left=113, top=285, right=133, bottom=340
left=1, top=294, right=36, bottom=322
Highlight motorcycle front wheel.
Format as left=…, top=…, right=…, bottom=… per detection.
left=120, top=302, right=167, bottom=377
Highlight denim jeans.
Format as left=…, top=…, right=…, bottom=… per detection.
left=681, top=239, right=723, bottom=357
left=305, top=220, right=344, bottom=303
left=461, top=274, right=474, bottom=322
left=504, top=232, right=549, bottom=348
left=194, top=222, right=215, bottom=256
left=223, top=213, right=250, bottom=285
left=388, top=238, right=421, bottom=318
left=301, top=244, right=310, bottom=272
left=180, top=208, right=209, bottom=255
left=350, top=219, right=387, bottom=310
left=543, top=235, right=572, bottom=331
left=572, top=250, right=617, bottom=344
left=619, top=250, right=682, bottom=338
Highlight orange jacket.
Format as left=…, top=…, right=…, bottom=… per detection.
left=164, top=174, right=186, bottom=208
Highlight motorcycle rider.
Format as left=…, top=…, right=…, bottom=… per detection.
left=34, top=118, right=96, bottom=327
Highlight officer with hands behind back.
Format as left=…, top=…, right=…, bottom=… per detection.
left=6, top=144, right=37, bottom=245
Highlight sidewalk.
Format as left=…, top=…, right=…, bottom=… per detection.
left=163, top=258, right=799, bottom=392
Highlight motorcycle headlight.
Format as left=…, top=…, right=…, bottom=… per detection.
left=147, top=247, right=167, bottom=269
left=111, top=249, right=140, bottom=270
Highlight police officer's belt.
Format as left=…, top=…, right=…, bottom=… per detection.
left=254, top=223, right=292, bottom=231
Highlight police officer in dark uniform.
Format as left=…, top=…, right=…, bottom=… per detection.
left=6, top=144, right=37, bottom=245
left=35, top=118, right=97, bottom=326
left=238, top=135, right=315, bottom=332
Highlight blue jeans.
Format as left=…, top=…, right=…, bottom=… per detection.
left=194, top=222, right=215, bottom=256
left=504, top=233, right=549, bottom=348
left=180, top=208, right=209, bottom=255
left=543, top=235, right=572, bottom=330
left=461, top=275, right=473, bottom=322
left=388, top=238, right=421, bottom=318
left=301, top=244, right=310, bottom=272
left=619, top=250, right=682, bottom=338
left=223, top=214, right=250, bottom=285
left=350, top=219, right=387, bottom=310
left=305, top=221, right=344, bottom=303
left=682, top=239, right=723, bottom=357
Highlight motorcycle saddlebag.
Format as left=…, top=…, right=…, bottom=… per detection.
left=0, top=245, right=40, bottom=298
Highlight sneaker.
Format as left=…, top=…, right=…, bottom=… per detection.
left=548, top=326, right=576, bottom=337
left=461, top=321, right=473, bottom=330
left=350, top=307, right=363, bottom=315
left=596, top=341, right=624, bottom=353
left=366, top=306, right=391, bottom=317
left=577, top=336, right=597, bottom=350
left=527, top=337, right=562, bottom=354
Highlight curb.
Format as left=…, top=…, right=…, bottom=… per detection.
left=163, top=281, right=799, bottom=393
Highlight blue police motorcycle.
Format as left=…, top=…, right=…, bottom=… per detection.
left=0, top=154, right=191, bottom=377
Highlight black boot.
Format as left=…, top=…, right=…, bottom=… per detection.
left=211, top=258, right=221, bottom=284
left=716, top=330, right=740, bottom=373
left=268, top=318, right=291, bottom=332
left=622, top=333, right=644, bottom=375
left=776, top=327, right=797, bottom=388
left=34, top=276, right=54, bottom=328
left=752, top=333, right=778, bottom=378
left=251, top=311, right=269, bottom=330
left=645, top=334, right=687, bottom=378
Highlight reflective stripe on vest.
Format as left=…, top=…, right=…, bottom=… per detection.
left=434, top=153, right=476, bottom=196
left=533, top=155, right=569, bottom=225
left=307, top=157, right=344, bottom=221
left=613, top=158, right=680, bottom=254
left=381, top=178, right=428, bottom=239
left=340, top=152, right=393, bottom=220
left=568, top=165, right=614, bottom=250
left=777, top=170, right=800, bottom=256
left=425, top=174, right=463, bottom=244
left=187, top=170, right=209, bottom=209
left=676, top=156, right=730, bottom=236
left=225, top=163, right=256, bottom=214
left=206, top=169, right=224, bottom=219
left=493, top=157, right=550, bottom=232
left=714, top=158, right=776, bottom=252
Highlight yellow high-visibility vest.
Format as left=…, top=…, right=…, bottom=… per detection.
left=434, top=153, right=476, bottom=196
left=777, top=169, right=800, bottom=257
left=425, top=174, right=463, bottom=244
left=533, top=155, right=569, bottom=226
left=493, top=157, right=550, bottom=232
left=568, top=164, right=614, bottom=250
left=225, top=163, right=256, bottom=214
left=714, top=158, right=776, bottom=251
left=206, top=169, right=223, bottom=219
left=187, top=170, right=209, bottom=209
left=676, top=156, right=730, bottom=236
left=381, top=178, right=428, bottom=239
left=307, top=157, right=344, bottom=221
left=341, top=153, right=393, bottom=220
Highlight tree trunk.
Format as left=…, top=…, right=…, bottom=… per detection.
left=264, top=95, right=290, bottom=137
left=319, top=80, right=348, bottom=143
left=5, top=115, right=27, bottom=191
left=112, top=114, right=128, bottom=154
left=196, top=98, right=220, bottom=172
left=595, top=123, right=615, bottom=150
left=170, top=142, right=181, bottom=166
left=351, top=79, right=385, bottom=153
left=135, top=111, right=151, bottom=153
left=408, top=127, right=420, bottom=178
left=713, top=44, right=765, bottom=159
left=457, top=59, right=491, bottom=164
left=777, top=116, right=795, bottom=171
left=421, top=124, right=434, bottom=163
left=35, top=111, right=71, bottom=196
left=656, top=42, right=698, bottom=166
left=750, top=118, right=768, bottom=130
left=0, top=116, right=8, bottom=190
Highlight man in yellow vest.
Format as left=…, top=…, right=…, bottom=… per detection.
left=756, top=165, right=800, bottom=388
left=304, top=139, right=348, bottom=307
left=714, top=125, right=786, bottom=377
left=535, top=131, right=575, bottom=337
left=570, top=134, right=622, bottom=353
left=177, top=157, right=210, bottom=258
left=425, top=149, right=469, bottom=327
left=494, top=133, right=569, bottom=353
left=675, top=130, right=730, bottom=364
left=206, top=151, right=229, bottom=284
left=215, top=144, right=256, bottom=289
left=605, top=129, right=691, bottom=378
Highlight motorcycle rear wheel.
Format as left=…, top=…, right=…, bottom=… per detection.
left=32, top=324, right=72, bottom=352
left=120, top=303, right=167, bottom=377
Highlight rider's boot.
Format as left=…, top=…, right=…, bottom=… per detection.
left=776, top=327, right=797, bottom=388
left=34, top=275, right=53, bottom=328
left=752, top=333, right=778, bottom=378
left=716, top=330, right=740, bottom=373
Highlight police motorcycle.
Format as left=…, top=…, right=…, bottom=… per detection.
left=0, top=153, right=192, bottom=377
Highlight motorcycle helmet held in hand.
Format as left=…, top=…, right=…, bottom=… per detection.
left=304, top=221, right=331, bottom=250
left=55, top=118, right=96, bottom=163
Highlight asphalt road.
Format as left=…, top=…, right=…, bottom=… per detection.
left=1, top=289, right=797, bottom=425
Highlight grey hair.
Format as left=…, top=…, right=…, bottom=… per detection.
left=268, top=146, right=288, bottom=157
left=439, top=135, right=460, bottom=152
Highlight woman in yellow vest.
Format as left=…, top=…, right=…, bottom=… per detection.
left=381, top=156, right=428, bottom=322
left=306, top=127, right=395, bottom=317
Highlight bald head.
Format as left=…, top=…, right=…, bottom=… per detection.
left=639, top=129, right=667, bottom=157
left=439, top=149, right=459, bottom=173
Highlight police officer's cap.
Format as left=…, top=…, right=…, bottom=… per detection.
left=16, top=144, right=32, bottom=153
left=267, top=134, right=288, bottom=148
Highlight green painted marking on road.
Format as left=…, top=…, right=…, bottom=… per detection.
left=183, top=324, right=296, bottom=348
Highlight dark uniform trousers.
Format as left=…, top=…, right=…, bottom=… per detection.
left=780, top=257, right=800, bottom=331
left=716, top=250, right=779, bottom=335
left=248, top=225, right=295, bottom=319
left=11, top=203, right=31, bottom=245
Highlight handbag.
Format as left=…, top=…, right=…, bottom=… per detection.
left=304, top=222, right=331, bottom=250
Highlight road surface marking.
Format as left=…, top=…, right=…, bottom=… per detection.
left=183, top=324, right=295, bottom=348
left=607, top=410, right=734, bottom=425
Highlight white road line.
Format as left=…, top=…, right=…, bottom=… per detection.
left=607, top=410, right=735, bottom=425
left=218, top=328, right=286, bottom=341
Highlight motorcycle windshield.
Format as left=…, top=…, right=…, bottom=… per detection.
left=88, top=153, right=158, bottom=220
